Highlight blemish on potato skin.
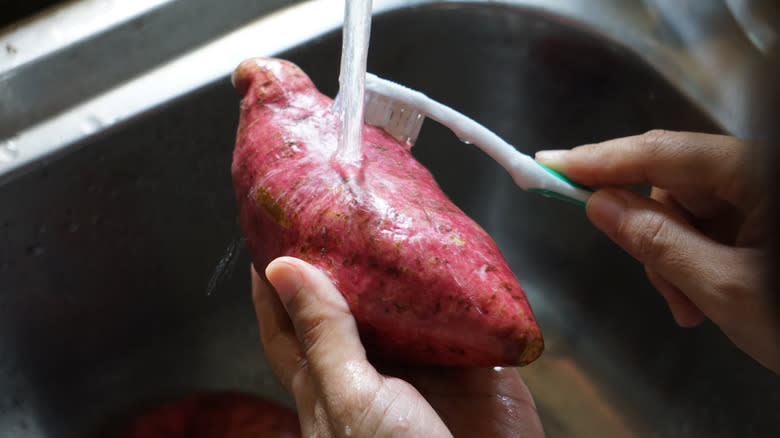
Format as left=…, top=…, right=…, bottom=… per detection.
left=437, top=223, right=453, bottom=233
left=255, top=187, right=289, bottom=227
left=448, top=233, right=466, bottom=246
left=386, top=267, right=401, bottom=278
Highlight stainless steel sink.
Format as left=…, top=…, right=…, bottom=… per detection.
left=1, top=1, right=778, bottom=437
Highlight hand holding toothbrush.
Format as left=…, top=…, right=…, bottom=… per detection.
left=537, top=130, right=780, bottom=373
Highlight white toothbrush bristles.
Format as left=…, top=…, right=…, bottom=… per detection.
left=364, top=90, right=424, bottom=146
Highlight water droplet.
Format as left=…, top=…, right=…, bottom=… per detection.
left=493, top=366, right=504, bottom=372
left=80, top=114, right=116, bottom=136
left=344, top=426, right=352, bottom=436
left=81, top=116, right=102, bottom=135
left=457, top=137, right=472, bottom=145
left=0, top=138, right=19, bottom=163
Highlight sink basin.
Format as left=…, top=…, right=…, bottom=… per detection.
left=1, top=2, right=777, bottom=437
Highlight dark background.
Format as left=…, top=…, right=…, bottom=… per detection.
left=2, top=0, right=62, bottom=29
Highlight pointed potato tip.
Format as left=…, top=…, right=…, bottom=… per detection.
left=231, top=57, right=312, bottom=101
left=231, top=58, right=273, bottom=96
left=517, top=336, right=544, bottom=366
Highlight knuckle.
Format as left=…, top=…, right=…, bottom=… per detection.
left=289, top=357, right=311, bottom=395
left=298, top=313, right=330, bottom=354
left=351, top=384, right=386, bottom=434
left=639, top=129, right=673, bottom=150
left=622, top=210, right=678, bottom=264
left=707, top=253, right=755, bottom=303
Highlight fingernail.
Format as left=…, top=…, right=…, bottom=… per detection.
left=265, top=258, right=303, bottom=306
left=534, top=150, right=568, bottom=168
left=587, top=189, right=626, bottom=237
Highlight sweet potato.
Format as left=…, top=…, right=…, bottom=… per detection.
left=231, top=58, right=543, bottom=366
left=120, top=392, right=300, bottom=438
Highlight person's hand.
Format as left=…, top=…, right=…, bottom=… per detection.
left=536, top=130, right=779, bottom=372
left=251, top=257, right=545, bottom=438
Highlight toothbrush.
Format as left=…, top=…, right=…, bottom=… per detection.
left=363, top=73, right=594, bottom=206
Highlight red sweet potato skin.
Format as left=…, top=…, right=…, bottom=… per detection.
left=232, top=58, right=543, bottom=366
left=119, top=393, right=300, bottom=438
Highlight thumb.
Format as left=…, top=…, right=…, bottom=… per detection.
left=265, top=257, right=376, bottom=389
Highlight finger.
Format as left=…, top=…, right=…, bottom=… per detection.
left=250, top=265, right=309, bottom=398
left=587, top=188, right=764, bottom=322
left=398, top=367, right=543, bottom=438
left=586, top=188, right=729, bottom=313
left=649, top=187, right=691, bottom=222
left=666, top=190, right=733, bottom=220
left=264, top=257, right=378, bottom=395
left=644, top=266, right=705, bottom=327
left=536, top=130, right=756, bottom=209
left=651, top=187, right=748, bottom=246
left=252, top=265, right=325, bottom=437
left=589, top=189, right=780, bottom=371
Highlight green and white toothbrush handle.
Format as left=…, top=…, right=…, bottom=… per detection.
left=506, top=152, right=594, bottom=206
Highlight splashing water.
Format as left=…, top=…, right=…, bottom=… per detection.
left=335, top=0, right=373, bottom=164
left=206, top=235, right=245, bottom=296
